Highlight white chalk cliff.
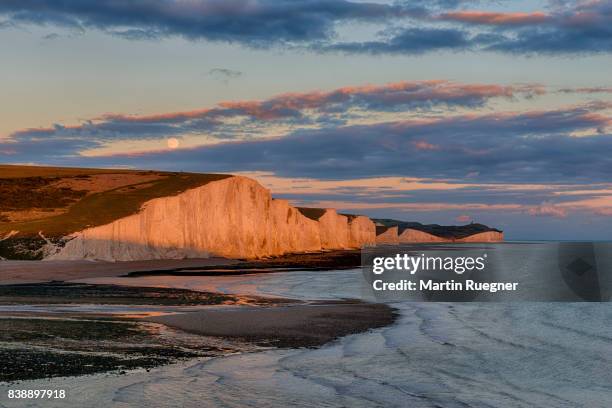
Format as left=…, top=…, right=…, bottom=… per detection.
left=50, top=176, right=374, bottom=261
left=347, top=215, right=376, bottom=248
left=297, top=209, right=376, bottom=250
left=398, top=228, right=448, bottom=243
left=456, top=231, right=504, bottom=242
left=395, top=228, right=504, bottom=243
left=47, top=175, right=502, bottom=262
left=375, top=226, right=399, bottom=245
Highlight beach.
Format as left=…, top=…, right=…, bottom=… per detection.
left=0, top=246, right=611, bottom=407
left=0, top=266, right=611, bottom=407
left=0, top=251, right=396, bottom=384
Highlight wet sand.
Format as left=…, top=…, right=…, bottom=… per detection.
left=0, top=282, right=293, bottom=307
left=0, top=251, right=360, bottom=284
left=127, top=250, right=362, bottom=277
left=0, top=282, right=273, bottom=382
left=0, top=317, right=216, bottom=383
left=0, top=254, right=396, bottom=382
left=149, top=302, right=396, bottom=348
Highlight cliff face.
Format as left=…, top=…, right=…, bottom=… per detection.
left=50, top=176, right=369, bottom=261
left=36, top=174, right=503, bottom=262
left=375, top=226, right=399, bottom=245
left=399, top=228, right=448, bottom=243
left=317, top=209, right=350, bottom=250
left=348, top=215, right=376, bottom=248
left=398, top=229, right=504, bottom=243
left=457, top=231, right=504, bottom=242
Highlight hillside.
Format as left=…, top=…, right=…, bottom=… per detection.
left=0, top=165, right=230, bottom=236
left=0, top=165, right=230, bottom=259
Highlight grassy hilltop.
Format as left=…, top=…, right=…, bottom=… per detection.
left=0, top=165, right=229, bottom=258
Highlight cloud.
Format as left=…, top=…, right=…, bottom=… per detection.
left=527, top=201, right=568, bottom=218
left=0, top=0, right=409, bottom=46
left=1, top=0, right=610, bottom=55
left=439, top=11, right=550, bottom=26
left=39, top=103, right=610, bottom=185
left=3, top=81, right=611, bottom=195
left=208, top=68, right=243, bottom=83
left=408, top=0, right=478, bottom=9
left=330, top=0, right=612, bottom=55
left=325, top=27, right=471, bottom=55
left=109, top=28, right=161, bottom=41
left=5, top=80, right=540, bottom=146
left=231, top=173, right=612, bottom=222
left=477, top=1, right=612, bottom=54
left=559, top=87, right=612, bottom=94
left=455, top=214, right=472, bottom=223
left=412, top=140, right=440, bottom=151
left=214, top=80, right=543, bottom=115
left=41, top=32, right=60, bottom=40
left=317, top=0, right=612, bottom=55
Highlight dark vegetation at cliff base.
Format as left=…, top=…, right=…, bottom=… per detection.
left=0, top=236, right=58, bottom=260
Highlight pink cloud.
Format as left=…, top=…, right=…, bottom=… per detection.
left=439, top=11, right=550, bottom=26
left=412, top=140, right=439, bottom=151
left=559, top=87, right=612, bottom=94
left=98, top=108, right=213, bottom=123
left=300, top=200, right=523, bottom=212
left=527, top=202, right=568, bottom=218
left=93, top=80, right=545, bottom=124
left=456, top=214, right=472, bottom=223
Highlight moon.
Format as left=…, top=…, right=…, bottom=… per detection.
left=167, top=138, right=180, bottom=149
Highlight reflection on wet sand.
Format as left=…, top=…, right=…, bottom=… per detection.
left=0, top=266, right=394, bottom=384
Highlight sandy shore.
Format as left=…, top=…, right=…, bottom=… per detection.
left=149, top=302, right=396, bottom=348
left=0, top=281, right=293, bottom=382
left=0, top=252, right=397, bottom=381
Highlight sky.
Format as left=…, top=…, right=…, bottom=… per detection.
left=1, top=0, right=612, bottom=240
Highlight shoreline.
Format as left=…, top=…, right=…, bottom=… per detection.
left=0, top=250, right=361, bottom=285
left=0, top=257, right=396, bottom=382
left=148, top=301, right=396, bottom=349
